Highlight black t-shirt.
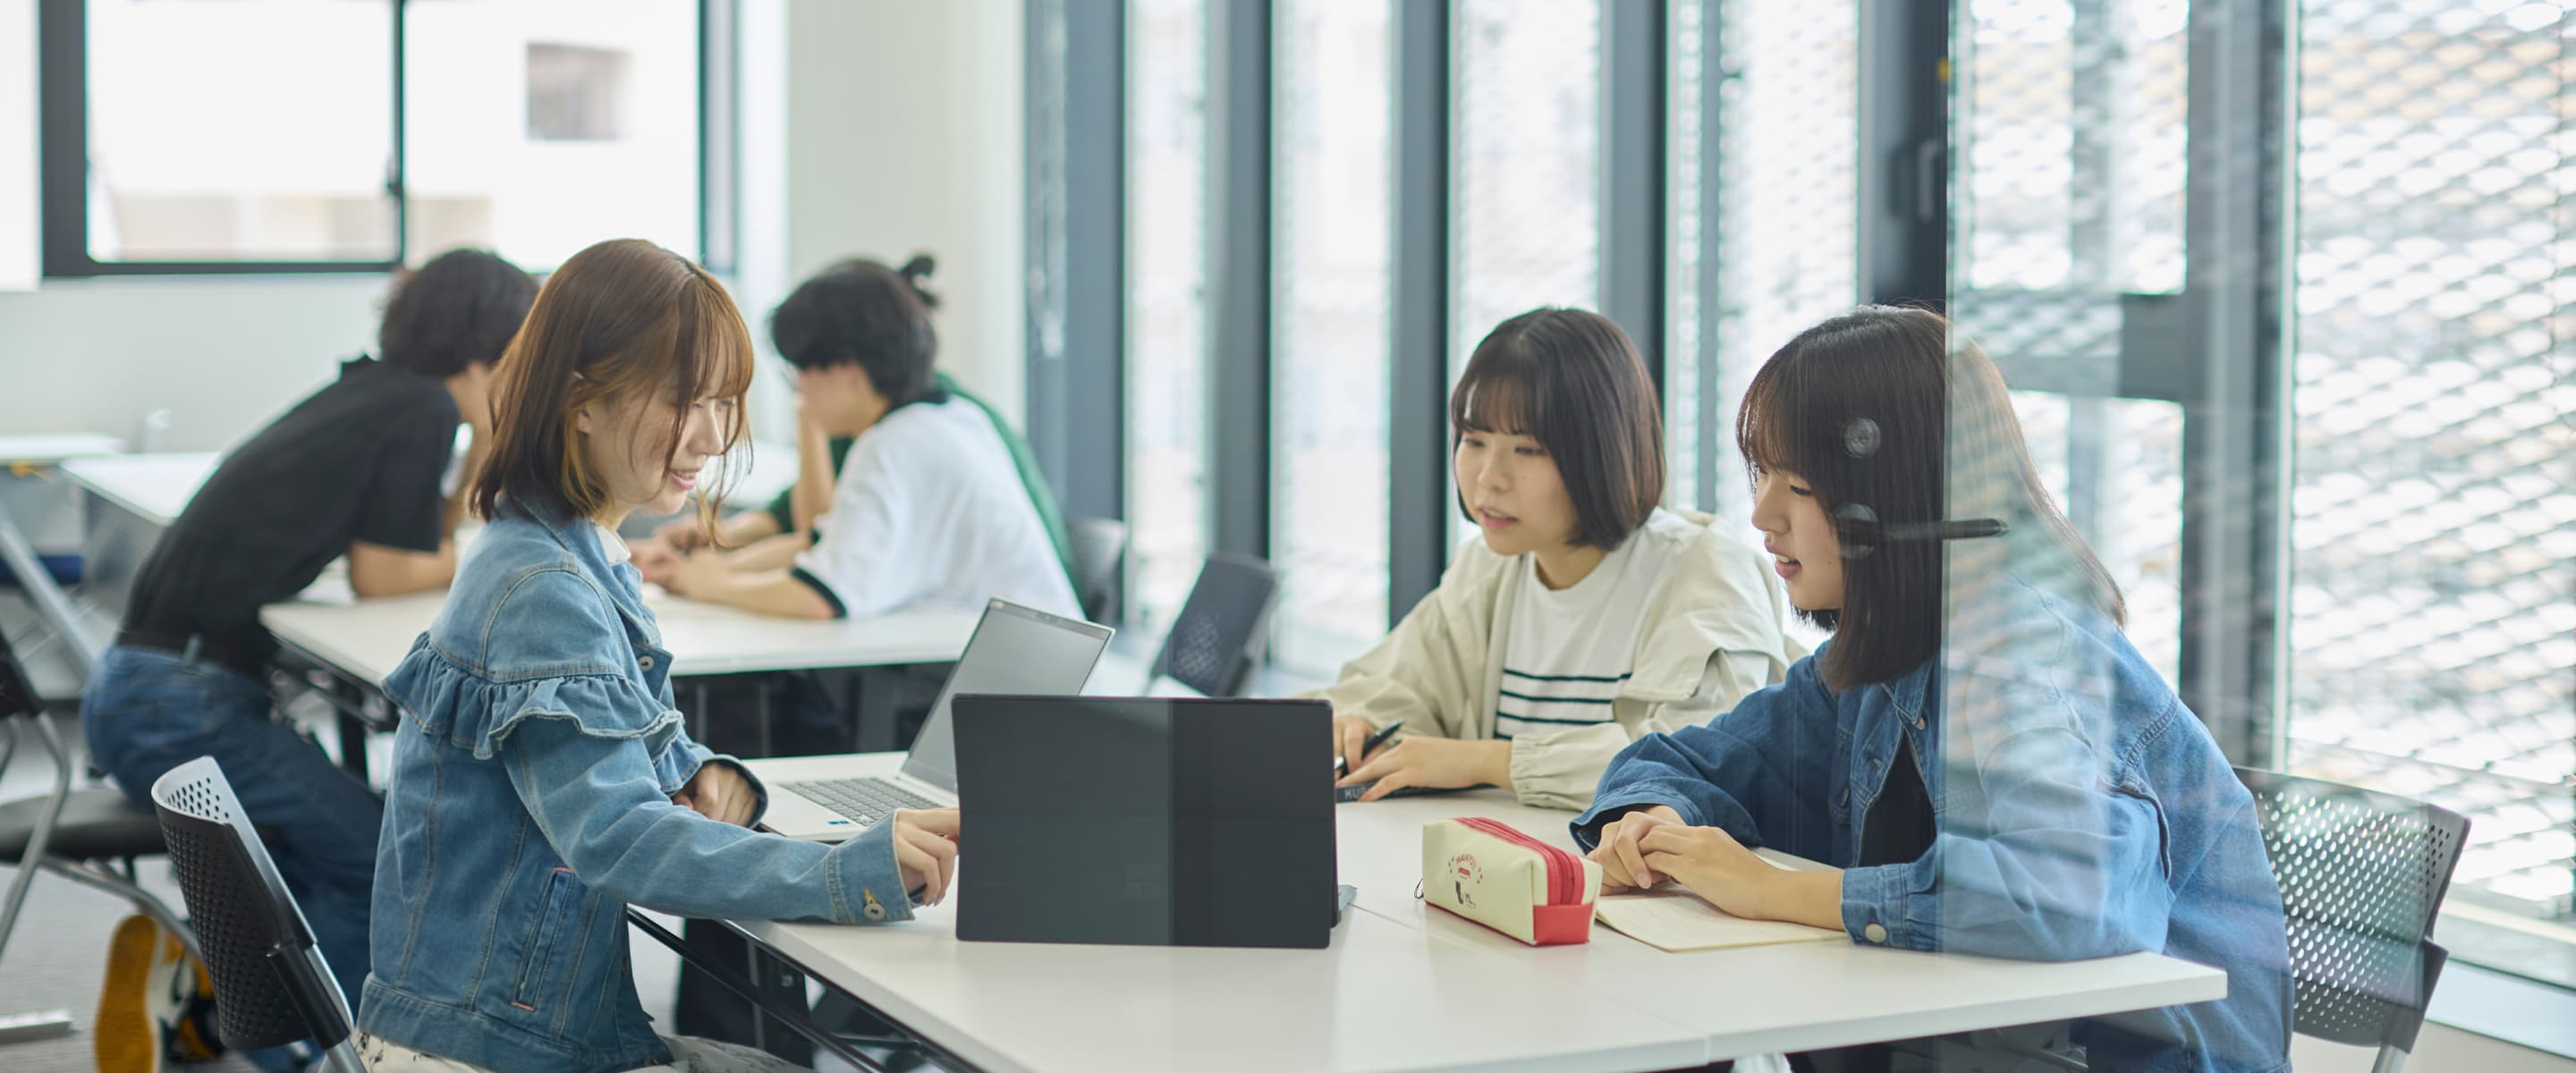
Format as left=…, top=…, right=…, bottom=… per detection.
left=1860, top=735, right=1937, bottom=869
left=123, top=357, right=458, bottom=655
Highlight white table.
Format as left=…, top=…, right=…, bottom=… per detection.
left=260, top=587, right=978, bottom=777
left=0, top=436, right=132, bottom=696
left=1331, top=793, right=2228, bottom=1061
left=706, top=755, right=2229, bottom=1072
left=261, top=588, right=977, bottom=688
left=56, top=452, right=220, bottom=622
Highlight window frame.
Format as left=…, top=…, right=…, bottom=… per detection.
left=36, top=0, right=736, bottom=277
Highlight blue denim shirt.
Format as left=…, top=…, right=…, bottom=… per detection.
left=1573, top=583, right=2292, bottom=1072
left=359, top=504, right=915, bottom=1073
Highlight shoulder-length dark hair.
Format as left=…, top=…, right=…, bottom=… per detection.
left=1736, top=306, right=2123, bottom=691
left=474, top=239, right=754, bottom=530
left=1452, top=308, right=1666, bottom=550
left=767, top=253, right=942, bottom=406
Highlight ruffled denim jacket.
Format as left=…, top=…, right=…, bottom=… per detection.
left=358, top=503, right=914, bottom=1073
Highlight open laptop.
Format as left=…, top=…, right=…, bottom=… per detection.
left=952, top=695, right=1337, bottom=949
left=757, top=599, right=1114, bottom=841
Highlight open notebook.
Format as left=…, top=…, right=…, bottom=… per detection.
left=1594, top=890, right=1846, bottom=952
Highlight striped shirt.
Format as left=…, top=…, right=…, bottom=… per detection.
left=1493, top=509, right=1693, bottom=739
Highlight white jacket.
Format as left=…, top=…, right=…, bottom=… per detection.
left=1312, top=510, right=1794, bottom=810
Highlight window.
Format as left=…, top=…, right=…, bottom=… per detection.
left=75, top=0, right=399, bottom=264
left=1693, top=0, right=1862, bottom=542
left=405, top=0, right=705, bottom=270
left=1447, top=0, right=1602, bottom=550
left=1951, top=0, right=2189, bottom=683
left=526, top=44, right=630, bottom=142
left=2284, top=0, right=2575, bottom=982
left=1450, top=0, right=1602, bottom=378
left=1124, top=0, right=1211, bottom=637
left=1271, top=0, right=1393, bottom=673
left=44, top=0, right=719, bottom=275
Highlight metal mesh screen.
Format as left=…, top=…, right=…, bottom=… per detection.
left=1273, top=0, right=1394, bottom=672
left=1452, top=0, right=1603, bottom=372
left=2285, top=0, right=2575, bottom=942
left=1125, top=0, right=1211, bottom=637
left=1952, top=0, right=2190, bottom=684
left=1696, top=0, right=1862, bottom=552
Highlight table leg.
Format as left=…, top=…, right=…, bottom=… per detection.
left=623, top=912, right=937, bottom=1072
left=745, top=942, right=816, bottom=1067
left=332, top=678, right=370, bottom=781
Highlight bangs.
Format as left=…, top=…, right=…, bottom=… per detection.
left=679, top=281, right=758, bottom=408
left=1449, top=352, right=1542, bottom=437
left=1733, top=360, right=1810, bottom=477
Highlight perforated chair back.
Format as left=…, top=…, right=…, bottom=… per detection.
left=150, top=757, right=358, bottom=1063
left=1065, top=517, right=1130, bottom=624
left=1146, top=553, right=1279, bottom=698
left=2235, top=767, right=2469, bottom=1065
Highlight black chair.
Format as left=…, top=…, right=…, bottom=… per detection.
left=1064, top=516, right=1130, bottom=625
left=0, top=625, right=198, bottom=1043
left=2237, top=766, right=2470, bottom=1073
left=1142, top=553, right=1279, bottom=698
left=149, top=756, right=362, bottom=1073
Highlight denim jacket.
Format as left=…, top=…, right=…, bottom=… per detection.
left=1573, top=581, right=2292, bottom=1072
left=360, top=503, right=915, bottom=1073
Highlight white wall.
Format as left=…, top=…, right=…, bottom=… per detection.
left=0, top=0, right=1025, bottom=451
left=777, top=0, right=1025, bottom=423
left=0, top=275, right=384, bottom=450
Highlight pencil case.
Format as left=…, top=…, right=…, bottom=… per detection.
left=1420, top=816, right=1599, bottom=945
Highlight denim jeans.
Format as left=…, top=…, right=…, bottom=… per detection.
left=82, top=643, right=383, bottom=1007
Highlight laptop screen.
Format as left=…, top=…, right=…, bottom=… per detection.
left=900, top=601, right=1114, bottom=791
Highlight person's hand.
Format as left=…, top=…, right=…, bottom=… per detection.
left=1333, top=714, right=1383, bottom=775
left=672, top=762, right=758, bottom=826
left=891, top=808, right=962, bottom=906
left=631, top=541, right=682, bottom=585
left=653, top=516, right=710, bottom=554
left=659, top=550, right=733, bottom=599
left=1588, top=805, right=1685, bottom=890
left=1336, top=736, right=1508, bottom=801
left=1638, top=824, right=1780, bottom=920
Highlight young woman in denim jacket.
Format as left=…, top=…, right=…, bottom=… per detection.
left=354, top=240, right=961, bottom=1073
left=1576, top=308, right=2292, bottom=1071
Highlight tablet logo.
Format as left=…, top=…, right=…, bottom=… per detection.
left=1445, top=854, right=1483, bottom=908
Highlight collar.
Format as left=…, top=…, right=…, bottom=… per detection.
left=594, top=523, right=632, bottom=566
left=1878, top=660, right=1933, bottom=722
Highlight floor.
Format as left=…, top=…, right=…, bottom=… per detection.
left=0, top=712, right=687, bottom=1071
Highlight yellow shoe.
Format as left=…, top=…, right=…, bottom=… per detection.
left=93, top=914, right=209, bottom=1072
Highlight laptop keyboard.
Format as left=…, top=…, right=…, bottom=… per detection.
left=784, top=777, right=941, bottom=824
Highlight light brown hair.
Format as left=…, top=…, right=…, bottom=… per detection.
left=473, top=239, right=753, bottom=533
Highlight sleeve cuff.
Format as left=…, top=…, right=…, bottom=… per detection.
left=1569, top=786, right=1710, bottom=851
left=829, top=820, right=917, bottom=924
left=701, top=755, right=772, bottom=827
left=787, top=566, right=849, bottom=619
left=1838, top=862, right=1931, bottom=950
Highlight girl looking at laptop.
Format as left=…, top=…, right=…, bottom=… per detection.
left=1575, top=308, right=2291, bottom=1070
left=1325, top=308, right=1792, bottom=810
left=358, top=240, right=959, bottom=1073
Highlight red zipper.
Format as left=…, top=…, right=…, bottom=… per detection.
left=1456, top=817, right=1581, bottom=907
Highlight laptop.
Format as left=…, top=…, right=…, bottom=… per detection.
left=951, top=695, right=1337, bottom=949
left=757, top=600, right=1114, bottom=841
